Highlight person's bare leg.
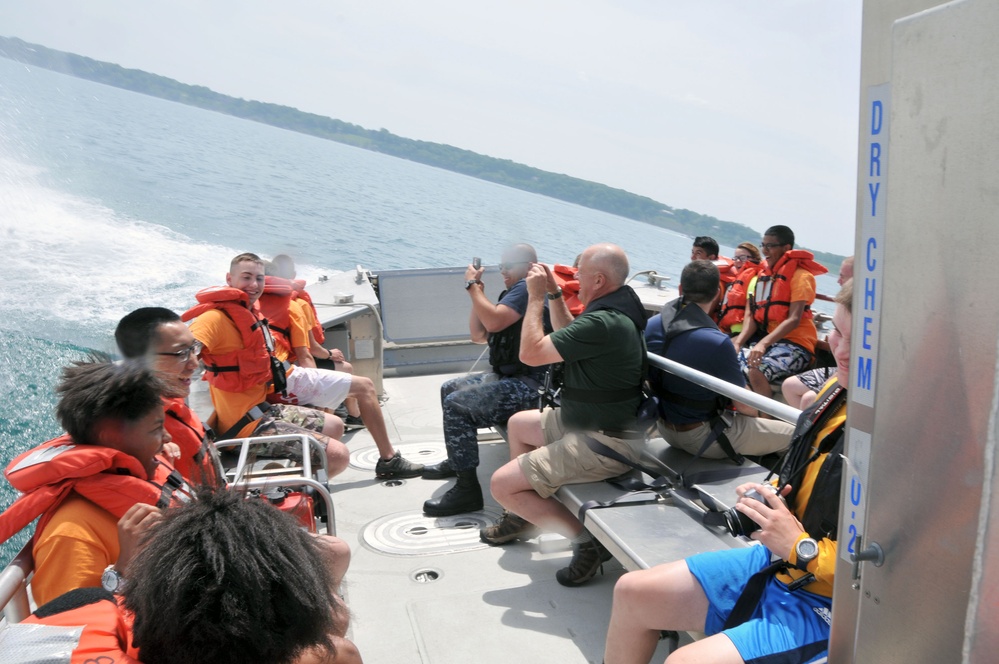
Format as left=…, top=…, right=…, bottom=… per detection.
left=799, top=390, right=819, bottom=409
left=314, top=533, right=351, bottom=589
left=505, top=409, right=544, bottom=459
left=664, top=634, right=742, bottom=664
left=746, top=367, right=772, bottom=397
left=780, top=375, right=811, bottom=408
left=604, top=561, right=711, bottom=664
left=322, top=412, right=345, bottom=440
left=335, top=360, right=362, bottom=418
left=348, top=376, right=396, bottom=459
left=490, top=460, right=581, bottom=537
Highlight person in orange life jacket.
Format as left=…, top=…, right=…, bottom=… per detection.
left=257, top=261, right=423, bottom=480
left=115, top=306, right=352, bottom=587
left=691, top=235, right=737, bottom=321
left=732, top=225, right=828, bottom=397
left=267, top=255, right=363, bottom=424
left=717, top=242, right=764, bottom=336
left=783, top=256, right=855, bottom=409
left=16, top=361, right=184, bottom=606
left=188, top=253, right=420, bottom=479
left=18, top=488, right=361, bottom=664
left=115, top=307, right=223, bottom=487
left=484, top=244, right=645, bottom=587
left=604, top=280, right=854, bottom=664
left=646, top=261, right=793, bottom=461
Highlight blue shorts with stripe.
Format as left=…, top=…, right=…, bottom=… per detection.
left=685, top=544, right=832, bottom=664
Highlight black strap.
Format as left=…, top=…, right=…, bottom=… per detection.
left=216, top=401, right=274, bottom=441
left=722, top=560, right=787, bottom=629
left=155, top=468, right=187, bottom=508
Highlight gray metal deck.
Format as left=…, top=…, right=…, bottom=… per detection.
left=333, top=372, right=682, bottom=664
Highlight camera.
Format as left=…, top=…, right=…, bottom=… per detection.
left=723, top=488, right=769, bottom=537
left=472, top=257, right=481, bottom=270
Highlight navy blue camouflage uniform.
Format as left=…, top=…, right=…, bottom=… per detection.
left=442, top=279, right=549, bottom=471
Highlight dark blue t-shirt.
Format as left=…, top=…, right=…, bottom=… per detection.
left=645, top=313, right=745, bottom=424
left=498, top=279, right=529, bottom=314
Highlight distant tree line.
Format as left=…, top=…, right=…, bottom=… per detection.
left=0, top=36, right=845, bottom=269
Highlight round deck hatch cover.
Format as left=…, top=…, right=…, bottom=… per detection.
left=361, top=509, right=503, bottom=556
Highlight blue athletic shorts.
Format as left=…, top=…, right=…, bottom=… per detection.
left=685, top=545, right=832, bottom=664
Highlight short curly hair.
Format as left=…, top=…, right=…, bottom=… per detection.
left=55, top=360, right=165, bottom=444
left=123, top=488, right=341, bottom=664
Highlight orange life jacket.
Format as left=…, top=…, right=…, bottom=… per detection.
left=293, top=279, right=326, bottom=344
left=717, top=261, right=763, bottom=333
left=552, top=264, right=585, bottom=316
left=714, top=256, right=737, bottom=286
left=163, top=397, right=225, bottom=488
left=0, top=435, right=189, bottom=545
left=751, top=250, right=828, bottom=328
left=258, top=276, right=297, bottom=356
left=20, top=591, right=141, bottom=663
left=181, top=286, right=276, bottom=393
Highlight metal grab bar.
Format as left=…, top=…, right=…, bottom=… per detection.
left=647, top=352, right=803, bottom=424
left=0, top=543, right=33, bottom=623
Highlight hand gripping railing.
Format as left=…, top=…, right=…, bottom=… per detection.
left=647, top=352, right=802, bottom=424
left=0, top=543, right=33, bottom=623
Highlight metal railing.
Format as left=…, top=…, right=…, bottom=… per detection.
left=647, top=352, right=802, bottom=424
left=0, top=544, right=33, bottom=624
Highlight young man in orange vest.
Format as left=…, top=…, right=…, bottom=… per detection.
left=0, top=361, right=188, bottom=605
left=266, top=255, right=362, bottom=427
left=732, top=225, right=828, bottom=396
left=186, top=253, right=421, bottom=479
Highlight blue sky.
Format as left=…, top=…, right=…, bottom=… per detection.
left=0, top=0, right=863, bottom=254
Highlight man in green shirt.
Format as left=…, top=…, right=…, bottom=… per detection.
left=480, top=243, right=647, bottom=587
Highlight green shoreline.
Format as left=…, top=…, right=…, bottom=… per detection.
left=0, top=35, right=844, bottom=269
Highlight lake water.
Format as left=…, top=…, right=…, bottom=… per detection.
left=0, top=57, right=840, bottom=564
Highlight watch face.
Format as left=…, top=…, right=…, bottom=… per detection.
left=797, top=539, right=819, bottom=560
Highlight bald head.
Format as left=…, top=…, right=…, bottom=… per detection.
left=505, top=243, right=538, bottom=264
left=577, top=243, right=630, bottom=304
left=582, top=244, right=629, bottom=286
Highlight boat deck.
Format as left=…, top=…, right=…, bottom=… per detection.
left=331, top=371, right=676, bottom=664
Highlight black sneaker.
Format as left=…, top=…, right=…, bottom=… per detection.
left=555, top=538, right=613, bottom=587
left=479, top=511, right=539, bottom=545
left=343, top=415, right=365, bottom=431
left=375, top=451, right=424, bottom=479
left=421, top=458, right=456, bottom=480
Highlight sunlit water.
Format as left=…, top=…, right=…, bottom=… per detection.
left=0, top=57, right=841, bottom=564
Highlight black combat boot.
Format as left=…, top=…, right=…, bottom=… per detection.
left=422, top=470, right=484, bottom=516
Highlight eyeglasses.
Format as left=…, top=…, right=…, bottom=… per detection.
left=760, top=242, right=786, bottom=250
left=498, top=261, right=530, bottom=271
left=732, top=255, right=751, bottom=263
left=156, top=341, right=203, bottom=363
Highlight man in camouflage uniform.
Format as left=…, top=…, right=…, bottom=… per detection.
left=422, top=244, right=553, bottom=516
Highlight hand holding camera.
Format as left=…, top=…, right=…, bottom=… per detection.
left=725, top=483, right=805, bottom=561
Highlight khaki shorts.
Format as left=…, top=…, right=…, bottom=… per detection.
left=519, top=408, right=641, bottom=499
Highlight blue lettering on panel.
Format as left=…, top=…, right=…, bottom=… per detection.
left=857, top=356, right=873, bottom=391
left=863, top=317, right=873, bottom=350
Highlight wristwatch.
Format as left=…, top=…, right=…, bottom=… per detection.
left=794, top=537, right=819, bottom=568
left=547, top=287, right=563, bottom=300
left=101, top=565, right=126, bottom=593
left=464, top=279, right=481, bottom=290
